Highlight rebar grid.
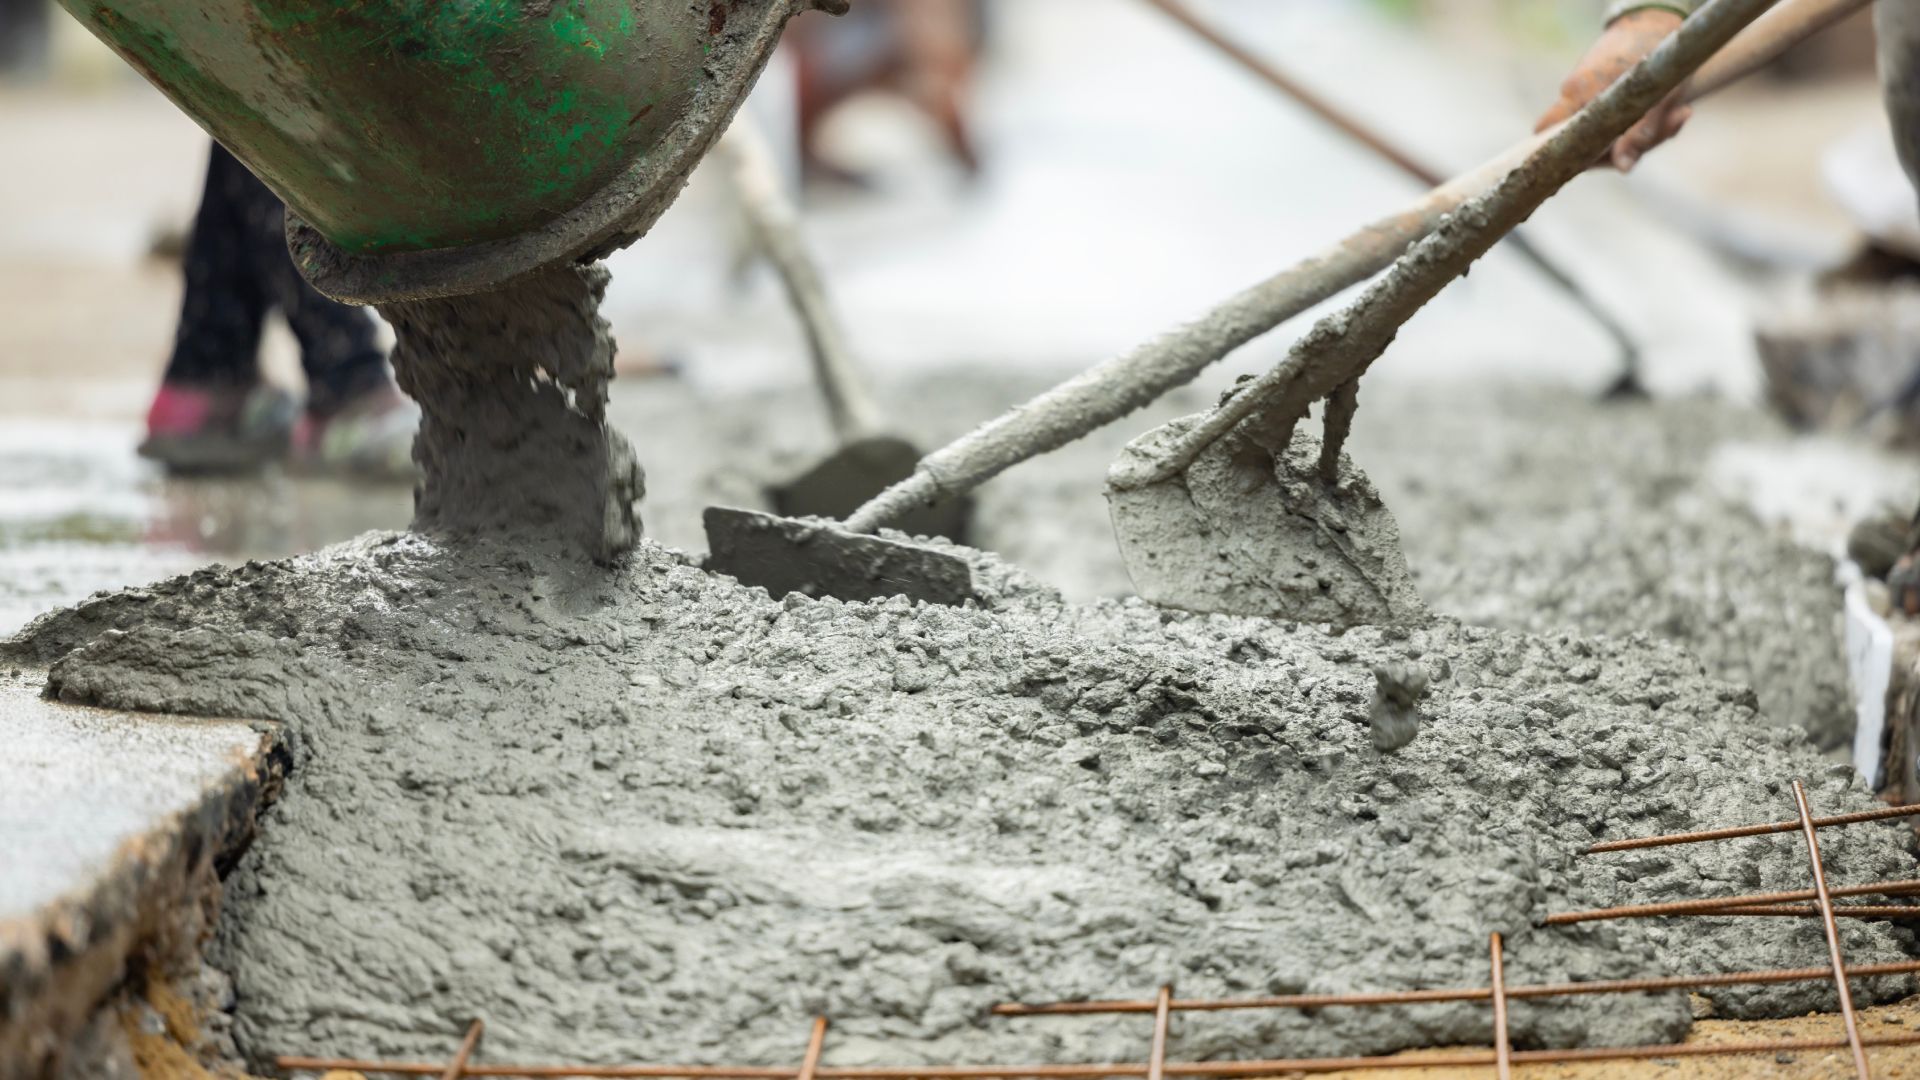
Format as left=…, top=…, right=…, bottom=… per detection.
left=276, top=1032, right=1920, bottom=1079
left=274, top=779, right=1920, bottom=1078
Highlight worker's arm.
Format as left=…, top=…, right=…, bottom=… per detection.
left=1535, top=2, right=1702, bottom=172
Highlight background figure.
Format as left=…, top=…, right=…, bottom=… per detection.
left=789, top=0, right=984, bottom=187
left=1882, top=0, right=1920, bottom=199
left=0, top=0, right=47, bottom=78
left=141, top=142, right=416, bottom=477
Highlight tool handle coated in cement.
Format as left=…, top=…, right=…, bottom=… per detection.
left=1140, top=0, right=1646, bottom=387
left=717, top=117, right=884, bottom=443
left=1118, top=0, right=1785, bottom=485
left=841, top=0, right=1840, bottom=534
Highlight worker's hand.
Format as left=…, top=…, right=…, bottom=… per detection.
left=1535, top=8, right=1693, bottom=173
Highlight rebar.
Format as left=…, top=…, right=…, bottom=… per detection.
left=797, top=1018, right=828, bottom=1080
left=1794, top=780, right=1871, bottom=1078
left=1488, top=934, right=1510, bottom=1080
left=440, top=1020, right=485, bottom=1080
left=1586, top=801, right=1920, bottom=854
left=992, top=959, right=1920, bottom=1016
left=1542, top=877, right=1920, bottom=925
left=1146, top=987, right=1172, bottom=1080
left=1683, top=905, right=1920, bottom=919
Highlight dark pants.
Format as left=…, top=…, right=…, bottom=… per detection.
left=163, top=143, right=386, bottom=416
left=0, top=0, right=48, bottom=75
left=1884, top=3, right=1920, bottom=207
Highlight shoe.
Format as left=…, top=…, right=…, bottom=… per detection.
left=138, top=382, right=296, bottom=473
left=292, top=382, right=421, bottom=482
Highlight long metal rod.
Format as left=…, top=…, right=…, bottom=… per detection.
left=1488, top=934, right=1511, bottom=1080
left=1146, top=987, right=1172, bottom=1080
left=1795, top=780, right=1872, bottom=1079
left=1136, top=0, right=1645, bottom=383
left=991, top=959, right=1920, bottom=1016
left=797, top=1018, right=828, bottom=1080
left=1542, top=877, right=1920, bottom=925
left=272, top=1031, right=1920, bottom=1079
left=1679, top=905, right=1920, bottom=918
left=1587, top=801, right=1920, bottom=854
left=440, top=1020, right=485, bottom=1080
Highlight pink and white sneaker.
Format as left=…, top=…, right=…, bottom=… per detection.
left=291, top=383, right=421, bottom=483
left=137, top=382, right=296, bottom=473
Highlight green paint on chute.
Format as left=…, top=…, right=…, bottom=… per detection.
left=62, top=0, right=721, bottom=253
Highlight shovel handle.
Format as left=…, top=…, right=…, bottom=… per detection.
left=1115, top=0, right=1796, bottom=486
left=718, top=117, right=883, bottom=443
left=843, top=0, right=1866, bottom=534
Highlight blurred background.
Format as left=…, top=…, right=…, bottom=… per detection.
left=0, top=0, right=1909, bottom=633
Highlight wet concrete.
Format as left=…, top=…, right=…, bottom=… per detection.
left=8, top=523, right=1915, bottom=1070
left=2, top=365, right=1912, bottom=1069
left=380, top=264, right=642, bottom=562
left=615, top=371, right=1884, bottom=752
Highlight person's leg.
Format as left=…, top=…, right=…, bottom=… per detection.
left=894, top=0, right=981, bottom=176
left=141, top=143, right=295, bottom=471
left=1881, top=1, right=1920, bottom=197
left=161, top=144, right=271, bottom=391
left=0, top=0, right=50, bottom=78
left=256, top=208, right=388, bottom=416
left=253, top=192, right=418, bottom=479
left=1876, top=4, right=1920, bottom=612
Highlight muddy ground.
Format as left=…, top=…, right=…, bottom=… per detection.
left=4, top=372, right=1906, bottom=1071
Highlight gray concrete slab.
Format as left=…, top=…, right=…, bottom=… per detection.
left=0, top=671, right=265, bottom=919
left=0, top=669, right=275, bottom=1076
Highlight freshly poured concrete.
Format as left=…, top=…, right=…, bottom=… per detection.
left=621, top=374, right=1865, bottom=751
left=7, top=522, right=1915, bottom=1070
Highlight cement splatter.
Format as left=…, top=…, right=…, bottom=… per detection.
left=5, top=523, right=1911, bottom=1069
left=378, top=263, right=643, bottom=563
left=1368, top=660, right=1428, bottom=753
left=1106, top=416, right=1425, bottom=628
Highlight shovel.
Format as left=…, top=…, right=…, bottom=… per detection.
left=714, top=119, right=969, bottom=542
left=704, top=0, right=1857, bottom=606
left=1106, top=0, right=1781, bottom=628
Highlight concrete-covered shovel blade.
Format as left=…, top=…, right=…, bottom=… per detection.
left=769, top=436, right=971, bottom=544
left=704, top=507, right=974, bottom=606
left=1107, top=416, right=1424, bottom=628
